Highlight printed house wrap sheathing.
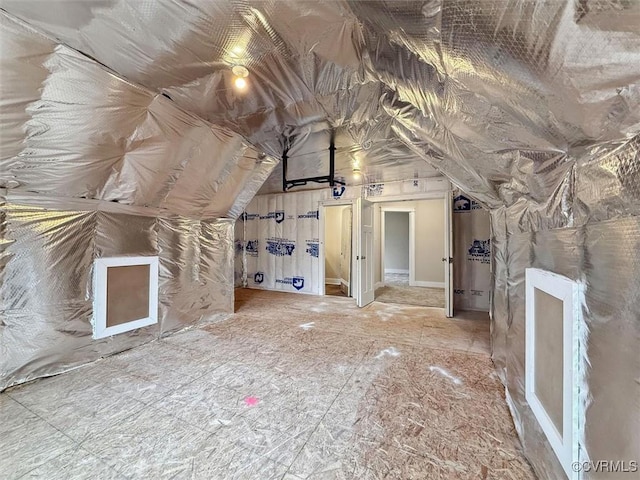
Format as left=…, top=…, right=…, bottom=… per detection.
left=1, top=2, right=639, bottom=479
left=235, top=178, right=484, bottom=299
left=453, top=192, right=491, bottom=311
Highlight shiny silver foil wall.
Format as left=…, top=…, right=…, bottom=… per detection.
left=0, top=12, right=277, bottom=390
left=1, top=1, right=639, bottom=479
left=490, top=134, right=640, bottom=479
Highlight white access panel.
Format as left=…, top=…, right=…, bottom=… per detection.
left=93, top=256, right=159, bottom=339
left=525, top=268, right=583, bottom=480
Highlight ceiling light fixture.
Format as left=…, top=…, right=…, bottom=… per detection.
left=232, top=65, right=249, bottom=91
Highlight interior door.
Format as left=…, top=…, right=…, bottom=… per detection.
left=356, top=196, right=375, bottom=307
left=444, top=192, right=454, bottom=317
left=340, top=207, right=352, bottom=296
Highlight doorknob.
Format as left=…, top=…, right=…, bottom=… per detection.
left=442, top=257, right=453, bottom=263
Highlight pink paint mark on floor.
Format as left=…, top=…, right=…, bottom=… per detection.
left=244, top=396, right=260, bottom=407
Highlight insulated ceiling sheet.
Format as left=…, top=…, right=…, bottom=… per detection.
left=2, top=0, right=637, bottom=205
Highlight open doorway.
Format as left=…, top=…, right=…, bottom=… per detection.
left=382, top=210, right=412, bottom=285
left=323, top=204, right=352, bottom=297
left=376, top=200, right=446, bottom=308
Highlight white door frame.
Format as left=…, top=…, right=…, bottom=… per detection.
left=368, top=190, right=453, bottom=315
left=318, top=199, right=356, bottom=298
left=380, top=207, right=415, bottom=286
left=443, top=191, right=453, bottom=317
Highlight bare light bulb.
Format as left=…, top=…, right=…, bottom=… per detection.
left=234, top=76, right=247, bottom=90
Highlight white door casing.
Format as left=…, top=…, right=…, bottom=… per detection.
left=340, top=206, right=352, bottom=296
left=318, top=199, right=357, bottom=298
left=380, top=207, right=416, bottom=286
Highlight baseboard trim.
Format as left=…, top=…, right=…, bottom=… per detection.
left=246, top=285, right=319, bottom=296
left=325, top=278, right=341, bottom=285
left=384, top=269, right=410, bottom=274
left=411, top=281, right=445, bottom=288
left=375, top=281, right=384, bottom=290
left=340, top=279, right=350, bottom=296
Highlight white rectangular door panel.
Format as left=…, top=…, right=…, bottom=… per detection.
left=357, top=196, right=375, bottom=307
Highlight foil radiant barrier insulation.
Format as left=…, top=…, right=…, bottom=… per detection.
left=1, top=1, right=638, bottom=210
left=234, top=218, right=246, bottom=288
left=0, top=12, right=276, bottom=390
left=0, top=12, right=278, bottom=219
left=0, top=191, right=235, bottom=390
left=491, top=133, right=640, bottom=480
left=2, top=1, right=640, bottom=478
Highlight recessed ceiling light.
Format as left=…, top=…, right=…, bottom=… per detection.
left=231, top=65, right=249, bottom=91
left=232, top=65, right=249, bottom=78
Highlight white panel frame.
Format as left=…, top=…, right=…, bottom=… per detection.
left=93, top=256, right=159, bottom=339
left=525, top=268, right=582, bottom=480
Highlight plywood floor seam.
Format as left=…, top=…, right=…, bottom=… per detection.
left=0, top=289, right=536, bottom=479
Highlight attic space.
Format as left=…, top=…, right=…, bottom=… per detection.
left=1, top=1, right=639, bottom=479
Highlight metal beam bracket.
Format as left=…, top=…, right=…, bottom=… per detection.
left=282, top=130, right=345, bottom=191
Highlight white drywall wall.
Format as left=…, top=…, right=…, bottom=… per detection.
left=324, top=205, right=346, bottom=281
left=376, top=199, right=445, bottom=285
left=384, top=211, right=410, bottom=271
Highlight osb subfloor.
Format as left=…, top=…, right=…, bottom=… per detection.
left=0, top=289, right=535, bottom=480
left=375, top=284, right=445, bottom=308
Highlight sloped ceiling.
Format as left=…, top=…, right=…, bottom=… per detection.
left=2, top=0, right=639, bottom=205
